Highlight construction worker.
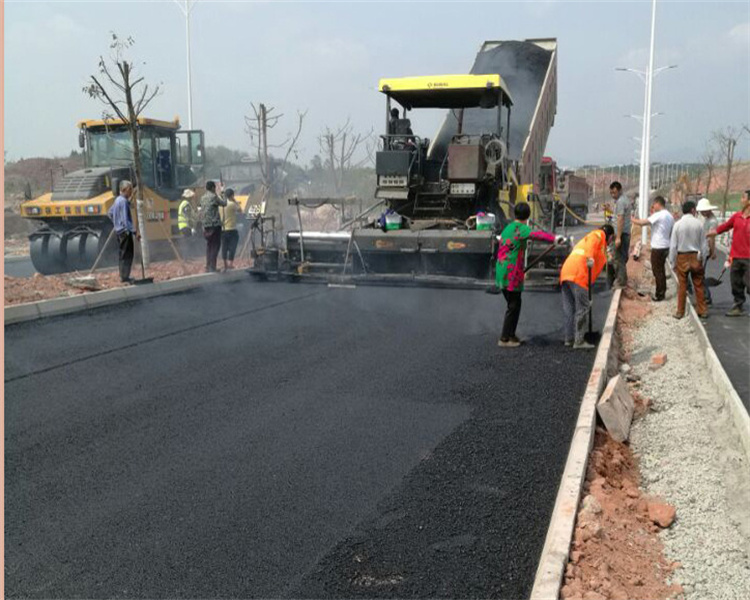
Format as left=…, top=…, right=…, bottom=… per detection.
left=199, top=180, right=227, bottom=273
left=707, top=189, right=750, bottom=316
left=107, top=180, right=140, bottom=284
left=609, top=181, right=632, bottom=288
left=178, top=189, right=195, bottom=237
left=696, top=197, right=719, bottom=306
left=495, top=202, right=564, bottom=347
left=669, top=200, right=709, bottom=320
left=631, top=196, right=674, bottom=302
left=560, top=224, right=615, bottom=349
left=220, top=188, right=240, bottom=271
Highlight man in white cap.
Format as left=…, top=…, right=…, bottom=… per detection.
left=697, top=197, right=719, bottom=305
left=632, top=196, right=674, bottom=302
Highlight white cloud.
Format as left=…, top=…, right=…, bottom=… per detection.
left=525, top=0, right=560, bottom=19
left=8, top=13, right=86, bottom=51
left=728, top=21, right=750, bottom=44
left=300, top=37, right=370, bottom=71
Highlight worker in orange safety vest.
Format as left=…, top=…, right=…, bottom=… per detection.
left=560, top=224, right=615, bottom=349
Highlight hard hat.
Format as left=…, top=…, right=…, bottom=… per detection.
left=182, top=189, right=195, bottom=199
left=696, top=197, right=718, bottom=212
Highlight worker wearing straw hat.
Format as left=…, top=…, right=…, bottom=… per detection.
left=697, top=197, right=719, bottom=305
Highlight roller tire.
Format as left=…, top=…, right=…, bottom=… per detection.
left=64, top=233, right=87, bottom=272
left=83, top=231, right=110, bottom=268
left=30, top=235, right=66, bottom=275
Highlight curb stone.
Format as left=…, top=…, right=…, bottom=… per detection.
left=5, top=270, right=249, bottom=325
left=530, top=289, right=622, bottom=600
left=665, top=260, right=750, bottom=463
left=683, top=281, right=750, bottom=463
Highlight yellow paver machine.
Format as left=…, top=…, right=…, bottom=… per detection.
left=250, top=38, right=570, bottom=288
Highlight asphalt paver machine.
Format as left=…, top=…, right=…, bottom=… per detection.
left=249, top=38, right=569, bottom=287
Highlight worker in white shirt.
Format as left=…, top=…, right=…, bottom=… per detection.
left=632, top=196, right=674, bottom=302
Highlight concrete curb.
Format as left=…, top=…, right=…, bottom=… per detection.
left=683, top=283, right=750, bottom=463
left=530, top=289, right=622, bottom=600
left=5, top=271, right=248, bottom=325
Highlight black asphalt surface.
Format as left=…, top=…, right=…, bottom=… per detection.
left=5, top=279, right=611, bottom=598
left=4, top=256, right=36, bottom=278
left=702, top=251, right=750, bottom=409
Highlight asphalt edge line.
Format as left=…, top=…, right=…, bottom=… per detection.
left=529, top=288, right=622, bottom=600
left=682, top=275, right=750, bottom=463
left=4, top=271, right=249, bottom=325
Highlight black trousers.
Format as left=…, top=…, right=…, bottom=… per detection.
left=221, top=229, right=240, bottom=262
left=617, top=232, right=630, bottom=286
left=204, top=226, right=222, bottom=271
left=118, top=232, right=134, bottom=282
left=501, top=289, right=522, bottom=340
left=650, top=247, right=669, bottom=300
left=730, top=258, right=750, bottom=307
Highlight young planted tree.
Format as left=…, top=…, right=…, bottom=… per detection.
left=318, top=119, right=374, bottom=195
left=700, top=141, right=719, bottom=195
left=83, top=33, right=160, bottom=266
left=712, top=126, right=743, bottom=217
left=245, top=103, right=306, bottom=199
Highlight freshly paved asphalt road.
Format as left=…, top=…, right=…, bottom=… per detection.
left=702, top=251, right=750, bottom=409
left=5, top=279, right=611, bottom=598
left=4, top=256, right=36, bottom=278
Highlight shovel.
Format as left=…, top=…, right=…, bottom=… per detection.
left=485, top=240, right=560, bottom=294
left=705, top=262, right=729, bottom=287
left=583, top=263, right=601, bottom=345
left=133, top=235, right=154, bottom=285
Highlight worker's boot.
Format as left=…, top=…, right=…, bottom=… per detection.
left=725, top=304, right=745, bottom=317
left=498, top=338, right=521, bottom=348
left=573, top=340, right=595, bottom=350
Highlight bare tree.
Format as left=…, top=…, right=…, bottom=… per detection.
left=318, top=119, right=374, bottom=195
left=700, top=141, right=719, bottom=195
left=713, top=126, right=743, bottom=216
left=83, top=33, right=160, bottom=266
left=245, top=103, right=306, bottom=198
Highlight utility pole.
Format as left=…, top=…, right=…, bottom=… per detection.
left=173, top=0, right=198, bottom=128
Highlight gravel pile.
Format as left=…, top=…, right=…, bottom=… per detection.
left=628, top=279, right=750, bottom=599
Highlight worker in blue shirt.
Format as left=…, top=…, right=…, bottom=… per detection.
left=107, top=180, right=140, bottom=283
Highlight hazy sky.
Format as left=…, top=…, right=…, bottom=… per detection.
left=5, top=0, right=750, bottom=168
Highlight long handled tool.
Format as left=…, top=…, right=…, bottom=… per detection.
left=705, top=260, right=730, bottom=287
left=133, top=236, right=154, bottom=285
left=485, top=240, right=560, bottom=294
left=583, top=263, right=601, bottom=345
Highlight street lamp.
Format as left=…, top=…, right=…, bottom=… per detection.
left=173, top=0, right=198, bottom=129
left=616, top=0, right=677, bottom=243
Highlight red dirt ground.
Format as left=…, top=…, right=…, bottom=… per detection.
left=4, top=258, right=252, bottom=306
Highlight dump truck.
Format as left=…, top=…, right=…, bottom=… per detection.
left=250, top=38, right=564, bottom=287
left=19, top=117, right=207, bottom=274
left=536, top=156, right=590, bottom=227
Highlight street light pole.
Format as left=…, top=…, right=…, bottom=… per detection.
left=174, top=0, right=198, bottom=128
left=616, top=0, right=676, bottom=243
left=639, top=0, right=658, bottom=243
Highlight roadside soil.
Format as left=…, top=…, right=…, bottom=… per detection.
left=561, top=255, right=683, bottom=600
left=563, top=243, right=750, bottom=600
left=3, top=258, right=252, bottom=306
